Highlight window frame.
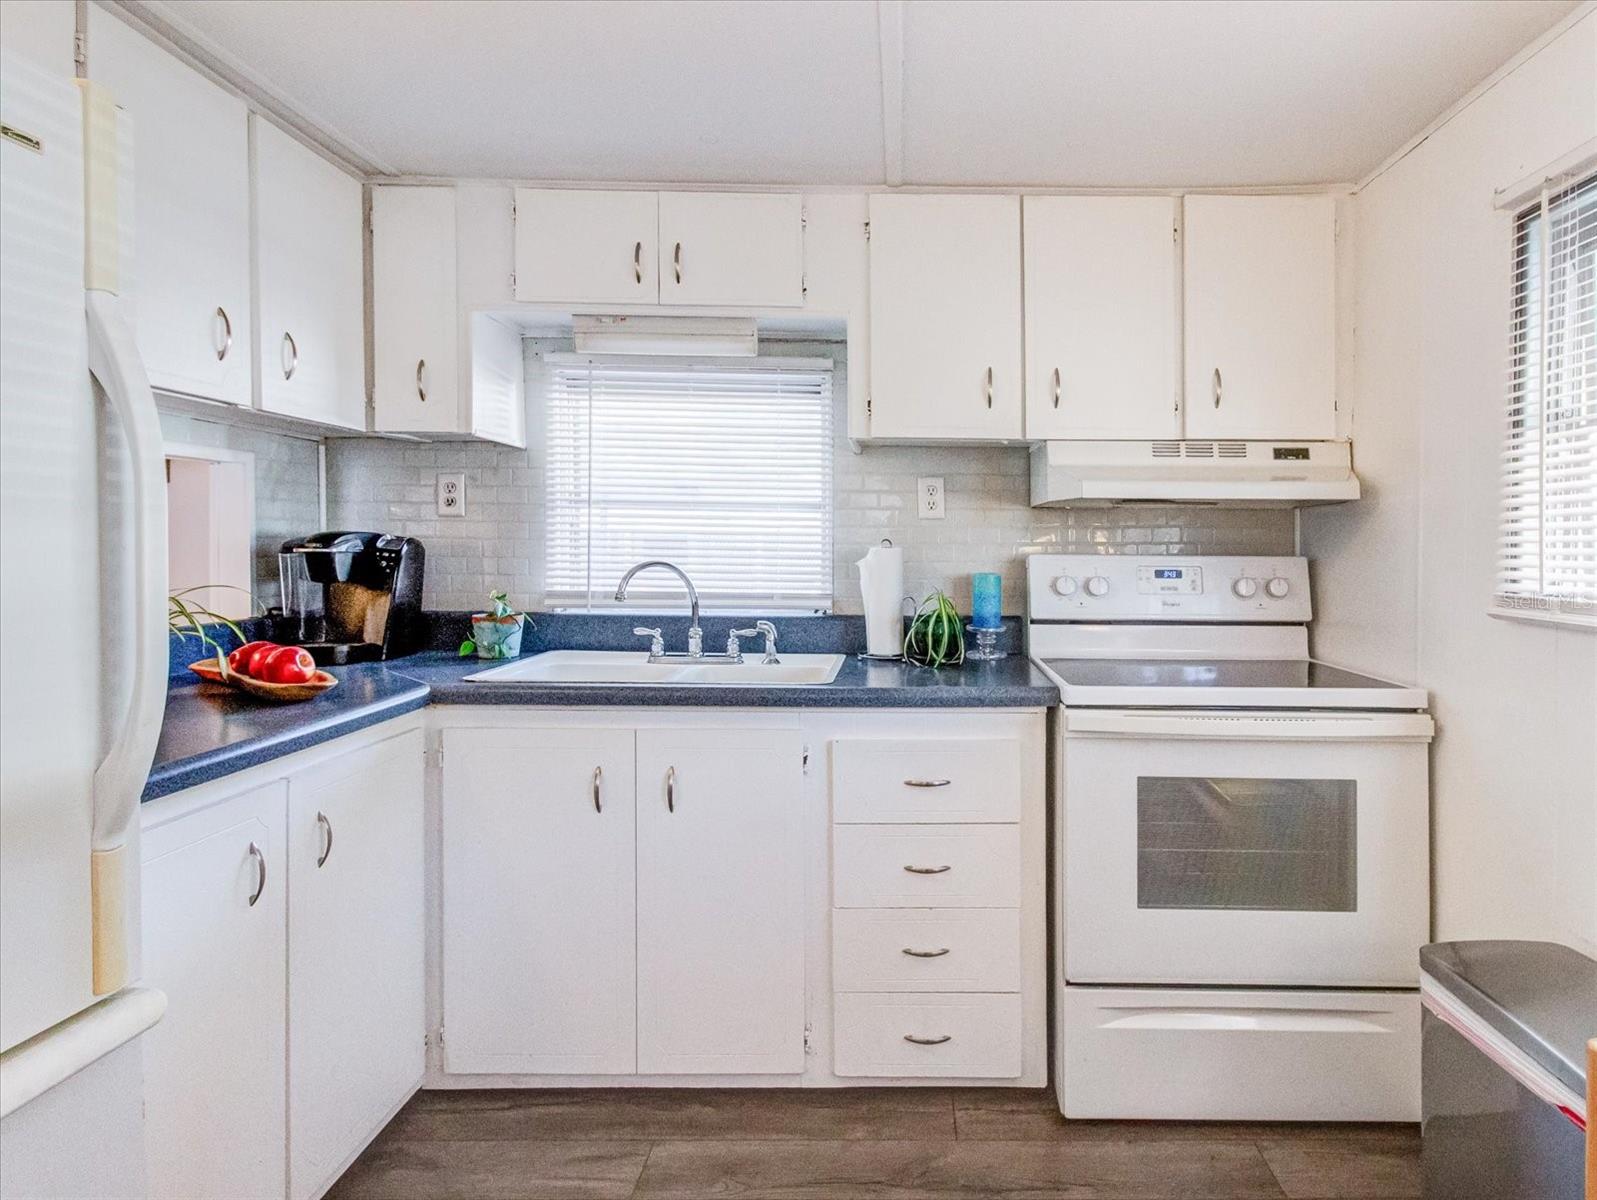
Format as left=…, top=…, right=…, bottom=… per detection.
left=1493, top=168, right=1597, bottom=630
left=532, top=349, right=837, bottom=614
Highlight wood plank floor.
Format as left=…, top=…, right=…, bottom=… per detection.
left=327, top=1088, right=1421, bottom=1200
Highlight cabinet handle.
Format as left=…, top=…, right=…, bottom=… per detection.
left=984, top=366, right=993, bottom=409
left=901, top=947, right=951, bottom=958
left=903, top=864, right=951, bottom=875
left=904, top=778, right=951, bottom=788
left=416, top=358, right=427, bottom=403
left=673, top=241, right=682, bottom=285
left=247, top=841, right=267, bottom=906
left=904, top=1034, right=952, bottom=1045
left=593, top=765, right=603, bottom=814
left=215, top=306, right=232, bottom=361
left=281, top=331, right=298, bottom=381
left=666, top=764, right=676, bottom=813
left=316, top=811, right=333, bottom=868
left=633, top=241, right=643, bottom=285
left=1052, top=366, right=1061, bottom=409
left=1212, top=367, right=1222, bottom=408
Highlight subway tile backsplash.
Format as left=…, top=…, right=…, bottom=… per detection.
left=325, top=341, right=1294, bottom=614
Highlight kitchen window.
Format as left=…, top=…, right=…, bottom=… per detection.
left=1496, top=170, right=1596, bottom=626
left=537, top=353, right=834, bottom=611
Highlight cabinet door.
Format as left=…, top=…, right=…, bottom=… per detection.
left=88, top=9, right=251, bottom=406
left=867, top=194, right=1023, bottom=439
left=372, top=187, right=459, bottom=434
left=658, top=192, right=804, bottom=307
left=441, top=726, right=636, bottom=1074
left=253, top=115, right=365, bottom=430
left=1182, top=194, right=1336, bottom=440
left=514, top=188, right=657, bottom=303
left=1024, top=196, right=1179, bottom=439
left=287, top=729, right=425, bottom=1200
left=635, top=728, right=804, bottom=1074
left=142, top=782, right=286, bottom=1200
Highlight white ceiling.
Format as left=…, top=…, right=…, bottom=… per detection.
left=134, top=0, right=1580, bottom=187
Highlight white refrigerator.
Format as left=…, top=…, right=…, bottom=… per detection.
left=0, top=45, right=169, bottom=1200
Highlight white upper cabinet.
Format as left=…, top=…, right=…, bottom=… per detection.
left=658, top=192, right=804, bottom=307
left=867, top=194, right=1023, bottom=440
left=441, top=726, right=638, bottom=1075
left=88, top=8, right=251, bottom=407
left=1182, top=194, right=1337, bottom=441
left=372, top=186, right=459, bottom=434
left=252, top=115, right=365, bottom=430
left=286, top=730, right=425, bottom=1200
left=1024, top=196, right=1179, bottom=440
left=634, top=728, right=805, bottom=1075
left=514, top=188, right=658, bottom=304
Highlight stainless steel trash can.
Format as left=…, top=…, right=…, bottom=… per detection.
left=1420, top=940, right=1594, bottom=1200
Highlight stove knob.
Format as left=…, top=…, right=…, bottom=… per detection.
left=1266, top=577, right=1291, bottom=599
left=1232, top=577, right=1259, bottom=599
left=1051, top=575, right=1078, bottom=597
left=1084, top=576, right=1110, bottom=597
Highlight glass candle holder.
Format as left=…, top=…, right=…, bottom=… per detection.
left=971, top=572, right=1002, bottom=630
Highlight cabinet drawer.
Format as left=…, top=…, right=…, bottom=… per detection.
left=833, top=825, right=1020, bottom=908
left=834, top=993, right=1022, bottom=1078
left=832, top=739, right=1019, bottom=823
left=833, top=909, right=1020, bottom=992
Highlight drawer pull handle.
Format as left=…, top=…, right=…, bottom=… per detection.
left=903, top=864, right=951, bottom=875
left=315, top=812, right=333, bottom=868
left=901, top=947, right=950, bottom=958
left=903, top=778, right=951, bottom=788
left=593, top=765, right=603, bottom=814
left=904, top=1034, right=952, bottom=1046
left=666, top=764, right=676, bottom=813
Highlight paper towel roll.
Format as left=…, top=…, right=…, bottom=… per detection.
left=857, top=542, right=906, bottom=658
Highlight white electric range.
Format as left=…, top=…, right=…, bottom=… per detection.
left=1027, top=554, right=1433, bottom=1122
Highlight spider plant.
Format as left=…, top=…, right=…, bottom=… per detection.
left=168, top=586, right=254, bottom=673
left=903, top=589, right=965, bottom=668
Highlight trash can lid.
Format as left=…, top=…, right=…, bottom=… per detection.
left=1420, top=939, right=1596, bottom=1096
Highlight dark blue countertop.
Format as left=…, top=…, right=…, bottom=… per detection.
left=145, top=614, right=1057, bottom=802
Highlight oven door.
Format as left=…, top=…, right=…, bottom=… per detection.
left=1062, top=708, right=1433, bottom=988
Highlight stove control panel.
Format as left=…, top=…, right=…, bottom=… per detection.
left=1027, top=554, right=1312, bottom=622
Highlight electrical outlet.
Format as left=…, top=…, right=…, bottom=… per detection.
left=436, top=472, right=466, bottom=517
left=917, top=476, right=945, bottom=520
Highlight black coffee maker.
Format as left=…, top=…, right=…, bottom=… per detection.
left=277, top=532, right=425, bottom=664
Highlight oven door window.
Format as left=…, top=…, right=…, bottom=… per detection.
left=1136, top=777, right=1356, bottom=912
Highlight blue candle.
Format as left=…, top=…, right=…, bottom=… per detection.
left=971, top=572, right=1002, bottom=629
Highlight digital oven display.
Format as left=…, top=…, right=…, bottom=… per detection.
left=1154, top=569, right=1183, bottom=580
left=1137, top=565, right=1203, bottom=595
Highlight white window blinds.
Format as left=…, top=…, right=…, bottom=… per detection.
left=1498, top=172, right=1596, bottom=626
left=539, top=354, right=834, bottom=611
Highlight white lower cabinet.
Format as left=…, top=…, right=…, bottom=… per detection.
left=142, top=781, right=287, bottom=1200
left=634, top=729, right=805, bottom=1074
left=440, top=726, right=638, bottom=1074
left=287, top=729, right=426, bottom=1200
left=834, top=993, right=1023, bottom=1079
left=140, top=719, right=424, bottom=1200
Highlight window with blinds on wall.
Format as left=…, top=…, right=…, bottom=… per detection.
left=1498, top=171, right=1596, bottom=626
left=537, top=354, right=835, bottom=611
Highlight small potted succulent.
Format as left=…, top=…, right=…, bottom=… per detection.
left=460, top=590, right=530, bottom=660
left=903, top=589, right=965, bottom=667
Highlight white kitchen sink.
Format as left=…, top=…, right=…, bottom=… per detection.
left=463, top=649, right=847, bottom=687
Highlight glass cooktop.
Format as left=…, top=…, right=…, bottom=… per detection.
left=1040, top=658, right=1405, bottom=691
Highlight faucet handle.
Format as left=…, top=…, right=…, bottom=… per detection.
left=633, top=627, right=665, bottom=658
left=728, top=627, right=760, bottom=660
left=753, top=621, right=780, bottom=664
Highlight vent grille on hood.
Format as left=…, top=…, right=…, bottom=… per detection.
left=1149, top=441, right=1248, bottom=459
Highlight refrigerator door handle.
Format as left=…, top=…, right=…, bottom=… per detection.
left=85, top=289, right=166, bottom=996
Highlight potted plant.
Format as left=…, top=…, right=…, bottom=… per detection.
left=168, top=586, right=251, bottom=673
left=460, top=590, right=530, bottom=660
left=903, top=589, right=965, bottom=667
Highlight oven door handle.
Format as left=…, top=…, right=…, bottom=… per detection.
left=1061, top=709, right=1434, bottom=741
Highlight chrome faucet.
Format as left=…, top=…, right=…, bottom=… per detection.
left=728, top=620, right=781, bottom=665
left=615, top=560, right=711, bottom=660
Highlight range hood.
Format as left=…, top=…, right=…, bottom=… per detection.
left=1030, top=440, right=1360, bottom=507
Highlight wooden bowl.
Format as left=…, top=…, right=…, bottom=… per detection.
left=188, top=658, right=339, bottom=703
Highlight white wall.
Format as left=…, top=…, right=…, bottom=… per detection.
left=1301, top=10, right=1597, bottom=956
